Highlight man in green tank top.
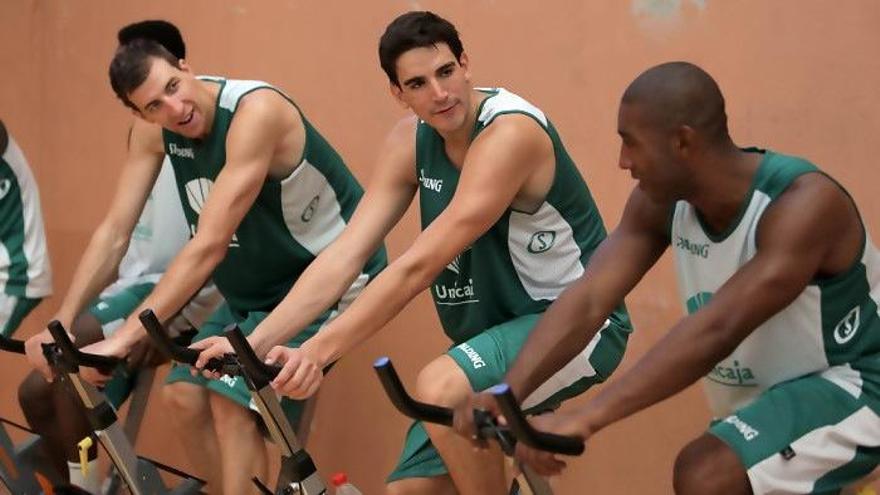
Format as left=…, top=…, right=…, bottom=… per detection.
left=486, top=62, right=880, bottom=494
left=23, top=28, right=385, bottom=495
left=0, top=118, right=51, bottom=337
left=194, top=11, right=630, bottom=494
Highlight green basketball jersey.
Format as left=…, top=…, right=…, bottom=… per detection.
left=416, top=88, right=630, bottom=344
left=163, top=78, right=386, bottom=313
left=671, top=148, right=880, bottom=417
left=0, top=136, right=51, bottom=299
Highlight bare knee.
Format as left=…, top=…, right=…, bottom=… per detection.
left=162, top=382, right=209, bottom=424
left=208, top=392, right=259, bottom=434
left=673, top=434, right=751, bottom=495
left=386, top=476, right=456, bottom=495
left=18, top=371, right=54, bottom=417
left=414, top=355, right=471, bottom=407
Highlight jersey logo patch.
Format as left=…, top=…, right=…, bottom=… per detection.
left=527, top=231, right=556, bottom=253
left=833, top=306, right=861, bottom=345
left=0, top=179, right=11, bottom=200
left=185, top=178, right=214, bottom=215
left=184, top=177, right=239, bottom=247
left=301, top=195, right=319, bottom=222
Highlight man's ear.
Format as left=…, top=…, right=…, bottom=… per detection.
left=459, top=52, right=471, bottom=82
left=178, top=59, right=191, bottom=73
left=673, top=125, right=697, bottom=158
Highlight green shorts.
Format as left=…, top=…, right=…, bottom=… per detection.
left=87, top=282, right=156, bottom=408
left=709, top=357, right=880, bottom=494
left=89, top=282, right=155, bottom=338
left=388, top=313, right=631, bottom=482
left=0, top=294, right=42, bottom=337
left=165, top=302, right=334, bottom=429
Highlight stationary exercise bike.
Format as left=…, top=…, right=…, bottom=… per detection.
left=34, top=322, right=204, bottom=495
left=373, top=357, right=584, bottom=495
left=139, top=309, right=326, bottom=495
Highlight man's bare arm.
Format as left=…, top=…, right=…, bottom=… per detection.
left=302, top=115, right=560, bottom=366
left=246, top=117, right=420, bottom=356
left=579, top=173, right=859, bottom=435
left=54, top=120, right=164, bottom=328
left=505, top=188, right=670, bottom=400
left=110, top=91, right=289, bottom=348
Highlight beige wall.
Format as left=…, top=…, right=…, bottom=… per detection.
left=0, top=0, right=877, bottom=492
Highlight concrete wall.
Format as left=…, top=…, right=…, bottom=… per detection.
left=0, top=1, right=877, bottom=492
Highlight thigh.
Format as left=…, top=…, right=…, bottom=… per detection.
left=87, top=282, right=154, bottom=338
left=709, top=364, right=880, bottom=494
left=446, top=313, right=630, bottom=411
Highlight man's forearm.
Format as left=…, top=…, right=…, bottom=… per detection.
left=249, top=244, right=371, bottom=357
left=505, top=279, right=613, bottom=401
left=298, top=258, right=431, bottom=367
left=115, top=239, right=224, bottom=345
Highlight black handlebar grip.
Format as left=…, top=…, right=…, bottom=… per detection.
left=139, top=309, right=200, bottom=365
left=489, top=384, right=585, bottom=456
left=139, top=309, right=229, bottom=373
left=0, top=335, right=26, bottom=354
left=223, top=325, right=281, bottom=389
left=373, top=357, right=453, bottom=427
left=47, top=320, right=121, bottom=372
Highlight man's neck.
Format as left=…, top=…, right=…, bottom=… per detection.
left=688, top=145, right=763, bottom=234
left=439, top=89, right=488, bottom=159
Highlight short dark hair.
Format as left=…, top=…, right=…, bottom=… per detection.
left=109, top=39, right=180, bottom=111
left=117, top=19, right=186, bottom=59
left=0, top=119, right=8, bottom=156
left=378, top=11, right=464, bottom=86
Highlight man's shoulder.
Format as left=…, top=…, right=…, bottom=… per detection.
left=476, top=87, right=548, bottom=129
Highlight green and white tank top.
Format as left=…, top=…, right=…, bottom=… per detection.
left=0, top=136, right=51, bottom=298
left=163, top=78, right=386, bottom=313
left=417, top=87, right=630, bottom=344
left=117, top=156, right=191, bottom=283
left=671, top=148, right=880, bottom=417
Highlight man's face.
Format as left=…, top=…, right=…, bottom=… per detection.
left=127, top=57, right=207, bottom=139
left=617, top=101, right=687, bottom=203
left=391, top=43, right=472, bottom=134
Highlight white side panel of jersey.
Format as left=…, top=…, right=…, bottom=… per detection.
left=508, top=202, right=583, bottom=300
left=477, top=88, right=548, bottom=128
left=280, top=160, right=346, bottom=256
left=117, top=156, right=190, bottom=281
left=2, top=137, right=51, bottom=298
left=674, top=192, right=829, bottom=417
left=865, top=236, right=880, bottom=321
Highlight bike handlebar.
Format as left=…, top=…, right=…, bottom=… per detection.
left=223, top=325, right=281, bottom=388
left=374, top=356, right=584, bottom=456
left=0, top=335, right=25, bottom=354
left=138, top=309, right=235, bottom=375
left=46, top=320, right=121, bottom=372
left=489, top=384, right=584, bottom=456
left=373, top=357, right=454, bottom=426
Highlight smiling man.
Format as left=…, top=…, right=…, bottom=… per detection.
left=193, top=11, right=631, bottom=494
left=23, top=32, right=385, bottom=495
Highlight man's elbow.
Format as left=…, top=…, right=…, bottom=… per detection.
left=190, top=234, right=231, bottom=266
